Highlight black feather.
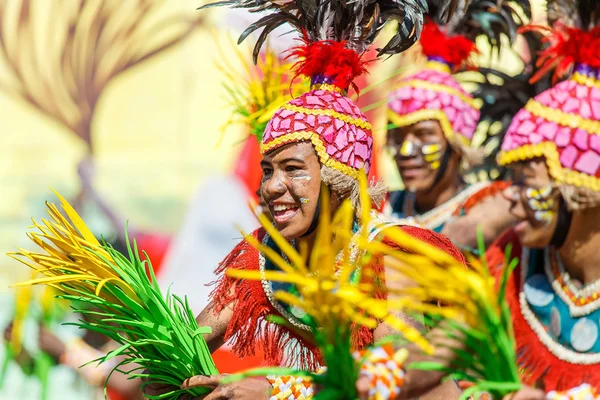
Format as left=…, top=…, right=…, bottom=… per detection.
left=457, top=30, right=552, bottom=182
left=199, top=0, right=432, bottom=61
left=441, top=0, right=531, bottom=54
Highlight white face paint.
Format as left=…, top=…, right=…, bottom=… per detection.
left=292, top=176, right=312, bottom=181
left=525, top=185, right=555, bottom=225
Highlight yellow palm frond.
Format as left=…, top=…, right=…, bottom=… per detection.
left=218, top=40, right=308, bottom=141
left=9, top=193, right=137, bottom=303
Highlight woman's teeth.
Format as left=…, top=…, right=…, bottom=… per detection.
left=272, top=204, right=299, bottom=223
left=273, top=204, right=297, bottom=212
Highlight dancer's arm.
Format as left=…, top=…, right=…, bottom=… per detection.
left=442, top=193, right=517, bottom=249
left=195, top=300, right=233, bottom=353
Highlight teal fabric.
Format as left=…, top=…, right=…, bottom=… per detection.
left=523, top=249, right=600, bottom=354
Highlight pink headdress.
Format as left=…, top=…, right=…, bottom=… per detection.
left=263, top=86, right=373, bottom=178
left=387, top=21, right=480, bottom=158
left=262, top=39, right=374, bottom=178
left=499, top=17, right=600, bottom=208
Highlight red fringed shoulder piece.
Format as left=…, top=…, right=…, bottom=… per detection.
left=209, top=228, right=387, bottom=369
left=486, top=230, right=600, bottom=391
left=210, top=228, right=322, bottom=370
left=288, top=32, right=371, bottom=92
left=420, top=21, right=478, bottom=68
left=454, top=180, right=512, bottom=216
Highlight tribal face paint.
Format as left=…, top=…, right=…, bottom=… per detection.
left=386, top=120, right=452, bottom=192
left=525, top=185, right=555, bottom=225
left=393, top=140, right=443, bottom=169
left=504, top=158, right=559, bottom=249
left=293, top=176, right=312, bottom=182
left=421, top=143, right=443, bottom=170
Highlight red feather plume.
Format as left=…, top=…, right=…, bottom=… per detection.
left=420, top=21, right=478, bottom=68
left=287, top=32, right=371, bottom=93
left=525, top=24, right=600, bottom=84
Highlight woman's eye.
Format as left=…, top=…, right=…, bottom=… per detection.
left=262, top=168, right=273, bottom=176
left=285, top=165, right=301, bottom=172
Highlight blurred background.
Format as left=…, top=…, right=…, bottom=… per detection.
left=0, top=0, right=546, bottom=399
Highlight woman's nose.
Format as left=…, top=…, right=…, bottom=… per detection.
left=263, top=173, right=288, bottom=197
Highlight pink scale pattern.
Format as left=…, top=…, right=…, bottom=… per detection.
left=501, top=76, right=600, bottom=179
left=387, top=67, right=480, bottom=143
left=263, top=89, right=373, bottom=174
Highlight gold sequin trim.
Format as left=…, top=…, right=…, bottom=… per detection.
left=280, top=104, right=372, bottom=130
left=525, top=100, right=600, bottom=136
left=392, top=80, right=480, bottom=110
left=310, top=83, right=346, bottom=95
left=497, top=142, right=600, bottom=191
left=573, top=72, right=600, bottom=90
left=261, top=131, right=361, bottom=179
left=425, top=60, right=452, bottom=74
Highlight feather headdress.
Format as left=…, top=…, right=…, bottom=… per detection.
left=202, top=0, right=436, bottom=62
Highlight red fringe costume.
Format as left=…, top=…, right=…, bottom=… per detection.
left=211, top=225, right=466, bottom=370
left=487, top=230, right=600, bottom=391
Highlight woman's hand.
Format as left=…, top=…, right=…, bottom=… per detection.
left=141, top=372, right=181, bottom=398
left=181, top=375, right=272, bottom=400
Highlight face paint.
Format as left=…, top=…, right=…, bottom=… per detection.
left=525, top=185, right=555, bottom=224
left=293, top=176, right=312, bottom=182
left=394, top=140, right=443, bottom=170
left=300, top=198, right=310, bottom=204
left=421, top=143, right=443, bottom=170
left=400, top=140, right=416, bottom=157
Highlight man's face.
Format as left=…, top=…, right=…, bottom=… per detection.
left=503, top=158, right=560, bottom=248
left=260, top=141, right=322, bottom=240
left=386, top=120, right=450, bottom=191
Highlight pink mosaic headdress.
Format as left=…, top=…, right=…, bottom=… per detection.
left=263, top=86, right=373, bottom=178
left=498, top=18, right=600, bottom=206
left=387, top=21, right=480, bottom=150
left=201, top=0, right=439, bottom=180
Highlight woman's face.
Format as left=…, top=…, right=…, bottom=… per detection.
left=260, top=141, right=322, bottom=240
left=503, top=158, right=560, bottom=248
left=386, top=120, right=453, bottom=192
